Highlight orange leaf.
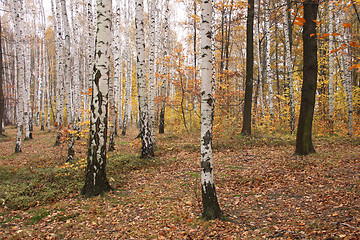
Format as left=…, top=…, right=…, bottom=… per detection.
left=342, top=22, right=351, bottom=28
left=310, top=34, right=315, bottom=37
left=349, top=64, right=360, bottom=70
left=295, top=17, right=306, bottom=24
left=294, top=21, right=304, bottom=26
left=323, top=33, right=330, bottom=38
left=331, top=32, right=341, bottom=36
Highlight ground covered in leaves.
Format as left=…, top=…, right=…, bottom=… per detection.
left=0, top=126, right=359, bottom=239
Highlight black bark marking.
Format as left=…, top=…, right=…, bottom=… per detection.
left=203, top=130, right=211, bottom=146
left=201, top=181, right=222, bottom=220
left=207, top=97, right=213, bottom=106
left=201, top=160, right=212, bottom=174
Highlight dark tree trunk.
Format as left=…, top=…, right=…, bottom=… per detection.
left=295, top=0, right=319, bottom=155
left=159, top=104, right=165, bottom=134
left=241, top=0, right=254, bottom=136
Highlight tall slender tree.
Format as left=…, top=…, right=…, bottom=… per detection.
left=159, top=0, right=170, bottom=134
left=200, top=0, right=222, bottom=220
left=136, top=0, right=154, bottom=158
left=241, top=0, right=254, bottom=135
left=12, top=0, right=25, bottom=153
left=328, top=0, right=335, bottom=133
left=283, top=0, right=295, bottom=133
left=295, top=0, right=319, bottom=155
left=81, top=0, right=113, bottom=197
left=0, top=19, right=4, bottom=136
left=148, top=0, right=157, bottom=143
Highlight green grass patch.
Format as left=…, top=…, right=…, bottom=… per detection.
left=26, top=209, right=50, bottom=225
left=0, top=165, right=82, bottom=210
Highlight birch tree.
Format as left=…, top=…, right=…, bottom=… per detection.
left=328, top=0, right=335, bottom=133
left=0, top=19, right=3, bottom=136
left=200, top=0, right=222, bottom=220
left=148, top=0, right=157, bottom=143
left=135, top=0, right=154, bottom=158
left=341, top=15, right=353, bottom=136
left=122, top=0, right=132, bottom=136
left=282, top=0, right=295, bottom=133
left=159, top=0, right=169, bottom=134
left=264, top=0, right=273, bottom=120
left=53, top=0, right=65, bottom=146
left=60, top=0, right=76, bottom=162
left=81, top=0, right=113, bottom=198
left=109, top=6, right=121, bottom=151
left=12, top=0, right=25, bottom=152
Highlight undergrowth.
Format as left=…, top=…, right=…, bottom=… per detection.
left=0, top=152, right=160, bottom=210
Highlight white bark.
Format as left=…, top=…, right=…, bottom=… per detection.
left=71, top=0, right=82, bottom=127
left=264, top=0, right=273, bottom=119
left=12, top=0, right=25, bottom=152
left=159, top=0, right=170, bottom=134
left=328, top=1, right=335, bottom=131
left=200, top=0, right=221, bottom=219
left=136, top=0, right=154, bottom=157
left=338, top=8, right=353, bottom=136
left=282, top=0, right=295, bottom=133
left=53, top=0, right=64, bottom=130
left=109, top=6, right=120, bottom=150
left=60, top=0, right=73, bottom=125
left=24, top=34, right=31, bottom=140
left=82, top=0, right=112, bottom=197
left=122, top=0, right=132, bottom=135
left=148, top=0, right=156, bottom=143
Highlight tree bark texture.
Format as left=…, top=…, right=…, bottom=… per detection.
left=81, top=0, right=112, bottom=198
left=200, top=0, right=222, bottom=220
left=295, top=0, right=318, bottom=155
left=136, top=0, right=154, bottom=158
left=241, top=0, right=254, bottom=136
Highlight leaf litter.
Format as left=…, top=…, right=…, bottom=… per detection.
left=0, top=127, right=359, bottom=239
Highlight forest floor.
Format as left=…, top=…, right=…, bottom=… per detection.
left=0, top=125, right=359, bottom=239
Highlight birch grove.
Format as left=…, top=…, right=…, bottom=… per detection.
left=0, top=0, right=359, bottom=202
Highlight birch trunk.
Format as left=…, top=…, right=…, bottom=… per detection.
left=60, top=0, right=76, bottom=162
left=159, top=0, right=169, bottom=134
left=24, top=37, right=31, bottom=140
left=122, top=0, right=131, bottom=136
left=71, top=0, right=82, bottom=132
left=264, top=0, right=273, bottom=120
left=136, top=0, right=154, bottom=158
left=148, top=0, right=156, bottom=143
left=282, top=0, right=295, bottom=133
left=53, top=0, right=65, bottom=146
left=81, top=0, right=112, bottom=198
left=200, top=0, right=222, bottom=220
left=0, top=19, right=3, bottom=136
left=328, top=1, right=335, bottom=133
left=343, top=32, right=353, bottom=136
left=12, top=0, right=25, bottom=152
left=109, top=6, right=121, bottom=151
